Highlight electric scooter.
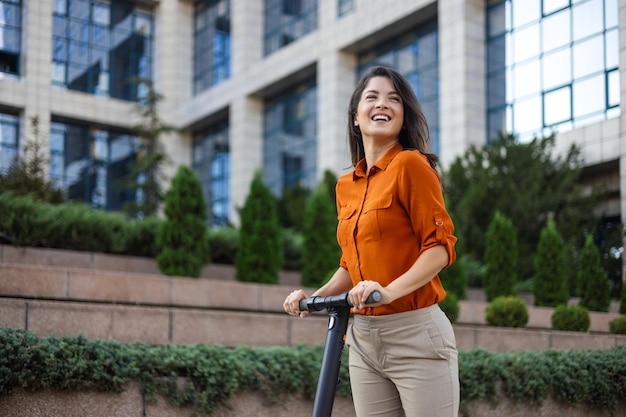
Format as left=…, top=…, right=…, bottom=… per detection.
left=298, top=290, right=381, bottom=417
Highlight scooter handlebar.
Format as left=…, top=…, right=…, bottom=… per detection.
left=299, top=290, right=381, bottom=312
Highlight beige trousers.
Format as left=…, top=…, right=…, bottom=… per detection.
left=346, top=304, right=459, bottom=417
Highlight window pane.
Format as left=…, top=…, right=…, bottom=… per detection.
left=573, top=35, right=604, bottom=78
left=542, top=48, right=571, bottom=90
left=607, top=70, right=619, bottom=107
left=513, top=60, right=540, bottom=98
left=543, top=0, right=569, bottom=14
left=544, top=86, right=571, bottom=125
left=605, top=28, right=618, bottom=68
left=573, top=75, right=605, bottom=118
left=573, top=0, right=603, bottom=41
left=513, top=24, right=539, bottom=63
left=488, top=2, right=507, bottom=37
left=512, top=0, right=540, bottom=27
left=541, top=8, right=570, bottom=53
left=514, top=96, right=542, bottom=136
left=605, top=0, right=617, bottom=28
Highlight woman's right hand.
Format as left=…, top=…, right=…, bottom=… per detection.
left=283, top=289, right=310, bottom=318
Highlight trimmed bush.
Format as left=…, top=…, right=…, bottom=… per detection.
left=578, top=235, right=611, bottom=312
left=208, top=226, right=239, bottom=264
left=236, top=169, right=282, bottom=284
left=301, top=182, right=341, bottom=288
left=485, top=295, right=528, bottom=328
left=533, top=219, right=569, bottom=307
left=439, top=255, right=468, bottom=300
left=439, top=292, right=459, bottom=323
left=156, top=165, right=209, bottom=277
left=484, top=211, right=518, bottom=301
left=609, top=316, right=626, bottom=335
left=551, top=304, right=590, bottom=332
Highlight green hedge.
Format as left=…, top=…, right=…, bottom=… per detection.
left=1, top=328, right=625, bottom=417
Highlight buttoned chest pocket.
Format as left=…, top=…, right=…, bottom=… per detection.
left=361, top=194, right=393, bottom=241
left=337, top=204, right=356, bottom=247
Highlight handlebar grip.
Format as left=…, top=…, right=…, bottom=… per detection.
left=298, top=290, right=381, bottom=312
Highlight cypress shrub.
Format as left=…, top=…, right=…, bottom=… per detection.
left=123, top=215, right=162, bottom=257
left=485, top=295, right=528, bottom=328
left=236, top=169, right=282, bottom=284
left=551, top=304, right=590, bottom=332
left=301, top=182, right=340, bottom=288
left=533, top=219, right=569, bottom=307
left=281, top=228, right=304, bottom=271
left=609, top=316, right=626, bottom=335
left=578, top=235, right=611, bottom=312
left=484, top=211, right=518, bottom=301
left=156, top=165, right=209, bottom=277
left=620, top=279, right=626, bottom=315
left=439, top=254, right=468, bottom=300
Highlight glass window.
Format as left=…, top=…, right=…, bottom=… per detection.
left=49, top=120, right=139, bottom=210
left=192, top=121, right=230, bottom=226
left=264, top=80, right=317, bottom=196
left=357, top=21, right=440, bottom=154
left=337, top=0, right=354, bottom=17
left=0, top=0, right=22, bottom=76
left=52, top=0, right=153, bottom=101
left=264, top=0, right=318, bottom=55
left=544, top=87, right=571, bottom=125
left=193, top=0, right=231, bottom=95
left=0, top=112, right=18, bottom=172
left=486, top=0, right=619, bottom=142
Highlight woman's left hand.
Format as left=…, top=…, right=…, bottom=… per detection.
left=349, top=280, right=385, bottom=312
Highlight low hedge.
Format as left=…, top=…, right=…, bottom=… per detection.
left=1, top=328, right=625, bottom=417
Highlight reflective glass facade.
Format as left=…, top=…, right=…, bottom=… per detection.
left=50, top=120, right=139, bottom=210
left=0, top=0, right=21, bottom=76
left=264, top=0, right=317, bottom=55
left=0, top=113, right=18, bottom=172
left=358, top=21, right=440, bottom=155
left=337, top=0, right=354, bottom=17
left=487, top=0, right=620, bottom=142
left=263, top=79, right=317, bottom=196
left=52, top=0, right=153, bottom=101
left=193, top=0, right=231, bottom=95
left=192, top=122, right=230, bottom=226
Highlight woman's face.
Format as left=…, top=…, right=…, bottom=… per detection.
left=354, top=76, right=404, bottom=145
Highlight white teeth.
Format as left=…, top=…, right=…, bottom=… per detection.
left=372, top=115, right=389, bottom=121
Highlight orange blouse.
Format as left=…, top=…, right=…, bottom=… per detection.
left=336, top=144, right=457, bottom=316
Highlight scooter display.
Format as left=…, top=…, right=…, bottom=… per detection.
left=298, top=290, right=381, bottom=417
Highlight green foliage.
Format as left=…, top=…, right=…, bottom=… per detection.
left=207, top=226, right=239, bottom=264
left=484, top=211, right=518, bottom=301
left=281, top=227, right=304, bottom=270
left=551, top=304, right=590, bottom=332
left=322, top=169, right=338, bottom=213
left=443, top=134, right=601, bottom=282
left=123, top=215, right=162, bottom=257
left=236, top=170, right=282, bottom=284
left=276, top=183, right=310, bottom=231
left=485, top=296, right=528, bottom=328
left=3, top=329, right=625, bottom=417
left=301, top=182, right=341, bottom=288
left=119, top=79, right=173, bottom=218
left=440, top=255, right=468, bottom=300
left=439, top=293, right=459, bottom=323
left=578, top=235, right=611, bottom=312
left=0, top=116, right=64, bottom=204
left=533, top=219, right=569, bottom=307
left=609, top=316, right=626, bottom=335
left=157, top=165, right=209, bottom=277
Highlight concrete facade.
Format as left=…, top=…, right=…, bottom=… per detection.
left=0, top=0, right=624, bottom=268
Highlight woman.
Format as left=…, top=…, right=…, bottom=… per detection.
left=283, top=65, right=459, bottom=417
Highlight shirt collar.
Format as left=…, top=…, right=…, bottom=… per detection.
left=353, top=143, right=403, bottom=181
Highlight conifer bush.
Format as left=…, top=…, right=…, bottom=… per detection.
left=484, top=211, right=518, bottom=301
left=485, top=295, right=529, bottom=328
left=578, top=235, right=611, bottom=312
left=439, top=292, right=459, bottom=323
left=609, top=316, right=626, bottom=335
left=620, top=279, right=626, bottom=315
left=551, top=304, right=590, bottom=332
left=235, top=169, right=282, bottom=284
left=301, top=182, right=340, bottom=288
left=533, top=219, right=569, bottom=307
left=439, top=255, right=468, bottom=300
left=156, top=165, right=209, bottom=277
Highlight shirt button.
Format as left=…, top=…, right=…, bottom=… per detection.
left=355, top=263, right=359, bottom=269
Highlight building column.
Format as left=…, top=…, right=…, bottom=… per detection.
left=438, top=0, right=487, bottom=170
left=316, top=52, right=357, bottom=180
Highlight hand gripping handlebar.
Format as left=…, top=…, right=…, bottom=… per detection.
left=298, top=290, right=381, bottom=312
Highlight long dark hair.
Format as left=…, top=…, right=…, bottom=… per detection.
left=347, top=66, right=438, bottom=169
